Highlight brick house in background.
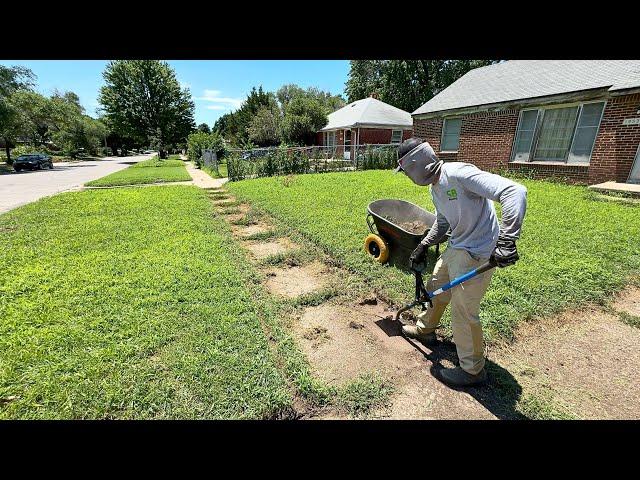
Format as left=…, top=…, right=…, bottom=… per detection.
left=412, top=60, right=640, bottom=185
left=317, top=96, right=413, bottom=159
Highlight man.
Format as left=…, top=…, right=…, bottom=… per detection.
left=394, top=137, right=527, bottom=387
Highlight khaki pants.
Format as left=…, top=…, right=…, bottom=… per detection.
left=416, top=247, right=494, bottom=375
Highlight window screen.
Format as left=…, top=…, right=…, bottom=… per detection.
left=513, top=110, right=539, bottom=162
left=441, top=118, right=461, bottom=151
left=391, top=130, right=402, bottom=144
left=568, top=102, right=605, bottom=164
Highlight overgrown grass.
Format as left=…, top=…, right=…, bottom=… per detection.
left=85, top=156, right=191, bottom=187
left=0, top=186, right=293, bottom=419
left=203, top=163, right=228, bottom=179
left=228, top=170, right=640, bottom=340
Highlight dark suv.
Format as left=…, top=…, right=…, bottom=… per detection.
left=13, top=154, right=54, bottom=172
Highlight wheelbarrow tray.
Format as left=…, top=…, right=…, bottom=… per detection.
left=367, top=199, right=447, bottom=261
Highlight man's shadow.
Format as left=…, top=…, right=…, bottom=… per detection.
left=381, top=247, right=526, bottom=420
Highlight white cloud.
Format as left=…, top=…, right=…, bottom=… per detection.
left=195, top=89, right=243, bottom=111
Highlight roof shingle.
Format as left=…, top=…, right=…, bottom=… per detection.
left=413, top=60, right=640, bottom=116
left=321, top=97, right=412, bottom=131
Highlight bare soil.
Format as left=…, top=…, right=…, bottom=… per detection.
left=245, top=238, right=297, bottom=260
left=294, top=300, right=497, bottom=419
left=490, top=306, right=640, bottom=419
left=231, top=223, right=273, bottom=238
left=612, top=286, right=640, bottom=316
left=264, top=262, right=328, bottom=298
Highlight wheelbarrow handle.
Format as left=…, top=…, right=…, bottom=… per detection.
left=366, top=212, right=377, bottom=235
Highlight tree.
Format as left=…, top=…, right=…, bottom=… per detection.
left=0, top=65, right=34, bottom=163
left=345, top=60, right=498, bottom=112
left=98, top=60, right=195, bottom=158
left=281, top=96, right=327, bottom=145
left=276, top=84, right=345, bottom=114
left=248, top=106, right=281, bottom=146
left=197, top=123, right=211, bottom=133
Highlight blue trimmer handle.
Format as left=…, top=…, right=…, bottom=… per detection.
left=395, top=257, right=497, bottom=321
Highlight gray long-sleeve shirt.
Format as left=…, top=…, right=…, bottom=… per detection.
left=421, top=162, right=527, bottom=259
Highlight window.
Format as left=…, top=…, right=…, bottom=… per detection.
left=441, top=118, right=461, bottom=152
left=568, top=102, right=605, bottom=163
left=325, top=131, right=336, bottom=147
left=513, top=110, right=539, bottom=162
left=391, top=129, right=403, bottom=144
left=512, top=101, right=605, bottom=164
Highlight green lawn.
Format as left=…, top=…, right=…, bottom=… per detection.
left=203, top=163, right=228, bottom=179
left=0, top=186, right=293, bottom=419
left=228, top=170, right=640, bottom=340
left=85, top=157, right=191, bottom=187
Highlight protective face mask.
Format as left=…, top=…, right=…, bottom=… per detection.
left=394, top=142, right=442, bottom=186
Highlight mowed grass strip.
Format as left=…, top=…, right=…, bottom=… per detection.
left=85, top=156, right=191, bottom=187
left=0, top=186, right=291, bottom=419
left=228, top=171, right=640, bottom=340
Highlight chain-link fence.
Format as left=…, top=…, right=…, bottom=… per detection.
left=226, top=143, right=400, bottom=181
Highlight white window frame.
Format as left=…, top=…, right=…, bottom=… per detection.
left=511, top=100, right=606, bottom=165
left=440, top=118, right=462, bottom=153
left=390, top=129, right=403, bottom=144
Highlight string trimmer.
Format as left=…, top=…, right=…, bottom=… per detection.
left=394, top=256, right=497, bottom=321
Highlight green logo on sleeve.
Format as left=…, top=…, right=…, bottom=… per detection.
left=446, top=188, right=458, bottom=201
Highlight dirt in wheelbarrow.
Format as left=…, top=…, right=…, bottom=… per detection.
left=381, top=215, right=429, bottom=235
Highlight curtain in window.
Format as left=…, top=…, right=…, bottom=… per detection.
left=533, top=106, right=578, bottom=161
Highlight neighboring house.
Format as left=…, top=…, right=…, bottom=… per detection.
left=412, top=60, right=640, bottom=185
left=317, top=95, right=413, bottom=159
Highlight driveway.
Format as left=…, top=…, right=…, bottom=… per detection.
left=0, top=153, right=156, bottom=214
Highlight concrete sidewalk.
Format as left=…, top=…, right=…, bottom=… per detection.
left=184, top=161, right=228, bottom=189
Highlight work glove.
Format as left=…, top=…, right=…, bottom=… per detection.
left=409, top=242, right=428, bottom=267
left=491, top=233, right=519, bottom=268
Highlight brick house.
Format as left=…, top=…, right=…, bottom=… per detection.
left=412, top=60, right=640, bottom=185
left=317, top=96, right=413, bottom=159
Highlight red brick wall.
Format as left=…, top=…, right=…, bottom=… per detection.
left=589, top=93, right=640, bottom=184
left=414, top=110, right=519, bottom=169
left=318, top=128, right=412, bottom=146
left=414, top=93, right=640, bottom=185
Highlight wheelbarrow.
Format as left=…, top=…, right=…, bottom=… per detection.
left=364, top=199, right=448, bottom=265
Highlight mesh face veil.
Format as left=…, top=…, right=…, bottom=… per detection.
left=395, top=141, right=443, bottom=186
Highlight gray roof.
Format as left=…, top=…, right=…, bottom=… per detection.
left=413, top=60, right=640, bottom=116
left=321, top=97, right=412, bottom=131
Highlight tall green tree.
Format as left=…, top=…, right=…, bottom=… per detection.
left=98, top=60, right=195, bottom=158
left=248, top=106, right=282, bottom=147
left=0, top=65, right=35, bottom=163
left=281, top=96, right=327, bottom=145
left=345, top=60, right=498, bottom=112
left=197, top=123, right=211, bottom=133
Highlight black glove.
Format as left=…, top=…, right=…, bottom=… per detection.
left=491, top=234, right=519, bottom=268
left=409, top=243, right=428, bottom=267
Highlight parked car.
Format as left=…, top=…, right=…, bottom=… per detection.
left=13, top=154, right=53, bottom=172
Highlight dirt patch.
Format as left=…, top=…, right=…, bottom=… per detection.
left=264, top=262, right=328, bottom=298
left=491, top=307, right=640, bottom=419
left=245, top=238, right=297, bottom=260
left=231, top=223, right=273, bottom=238
left=294, top=301, right=496, bottom=419
left=612, top=286, right=640, bottom=316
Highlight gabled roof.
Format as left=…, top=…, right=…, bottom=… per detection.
left=321, top=97, right=413, bottom=131
left=413, top=60, right=640, bottom=116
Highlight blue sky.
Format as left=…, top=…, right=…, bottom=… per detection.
left=0, top=60, right=351, bottom=126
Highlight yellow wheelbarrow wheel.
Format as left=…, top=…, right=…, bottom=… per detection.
left=364, top=234, right=389, bottom=264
